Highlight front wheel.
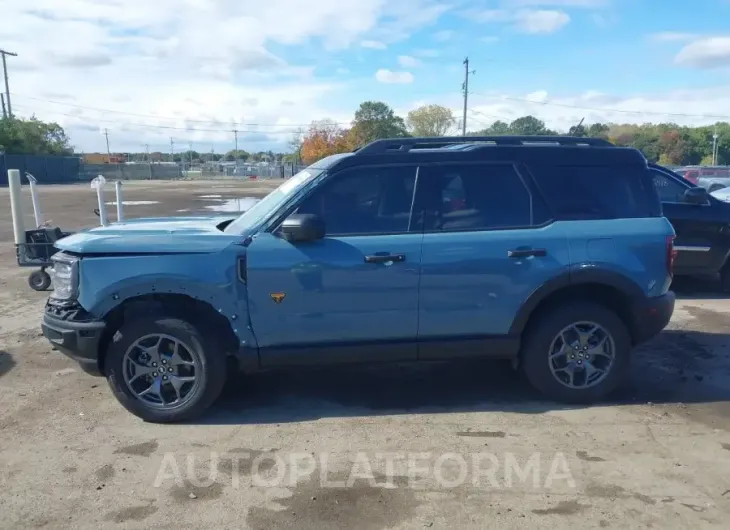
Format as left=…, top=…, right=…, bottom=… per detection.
left=521, top=303, right=631, bottom=403
left=105, top=315, right=227, bottom=423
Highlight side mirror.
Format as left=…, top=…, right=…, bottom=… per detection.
left=280, top=214, right=325, bottom=243
left=683, top=187, right=710, bottom=205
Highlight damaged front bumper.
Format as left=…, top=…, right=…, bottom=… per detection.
left=41, top=301, right=106, bottom=376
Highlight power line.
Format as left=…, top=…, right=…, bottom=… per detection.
left=10, top=93, right=349, bottom=127
left=468, top=90, right=730, bottom=120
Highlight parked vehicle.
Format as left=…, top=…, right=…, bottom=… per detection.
left=674, top=166, right=730, bottom=192
left=650, top=163, right=730, bottom=290
left=41, top=136, right=675, bottom=422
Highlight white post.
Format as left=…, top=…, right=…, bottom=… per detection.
left=8, top=169, right=26, bottom=244
left=91, top=175, right=109, bottom=226
left=24, top=173, right=44, bottom=227
left=115, top=180, right=124, bottom=222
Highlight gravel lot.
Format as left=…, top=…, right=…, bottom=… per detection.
left=1, top=180, right=730, bottom=529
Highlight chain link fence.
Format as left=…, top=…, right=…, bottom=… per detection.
left=2, top=154, right=308, bottom=186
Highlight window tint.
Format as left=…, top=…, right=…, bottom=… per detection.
left=652, top=170, right=688, bottom=202
left=296, top=166, right=417, bottom=235
left=418, top=164, right=532, bottom=231
left=530, top=165, right=659, bottom=219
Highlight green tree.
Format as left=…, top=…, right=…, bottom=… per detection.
left=0, top=116, right=73, bottom=155
left=406, top=104, right=456, bottom=137
left=508, top=116, right=552, bottom=136
left=350, top=101, right=408, bottom=145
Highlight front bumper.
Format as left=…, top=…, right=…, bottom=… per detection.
left=630, top=291, right=676, bottom=345
left=42, top=305, right=106, bottom=376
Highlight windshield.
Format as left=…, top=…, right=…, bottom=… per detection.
left=223, top=168, right=324, bottom=234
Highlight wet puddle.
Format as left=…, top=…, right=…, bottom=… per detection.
left=105, top=201, right=160, bottom=206
left=201, top=197, right=260, bottom=213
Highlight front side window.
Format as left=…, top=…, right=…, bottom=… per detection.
left=296, top=166, right=418, bottom=236
left=652, top=170, right=688, bottom=203
left=417, top=164, right=533, bottom=231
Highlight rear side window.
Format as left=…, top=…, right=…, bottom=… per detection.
left=416, top=164, right=535, bottom=231
left=530, top=165, right=661, bottom=220
left=651, top=170, right=688, bottom=202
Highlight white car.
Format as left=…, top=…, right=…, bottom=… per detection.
left=711, top=187, right=730, bottom=203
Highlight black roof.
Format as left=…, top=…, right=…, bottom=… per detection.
left=313, top=135, right=647, bottom=171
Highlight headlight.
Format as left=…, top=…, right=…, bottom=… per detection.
left=49, top=253, right=79, bottom=300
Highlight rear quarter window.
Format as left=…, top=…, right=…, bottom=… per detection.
left=529, top=165, right=661, bottom=220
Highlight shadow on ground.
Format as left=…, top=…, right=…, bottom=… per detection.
left=198, top=323, right=730, bottom=425
left=0, top=350, right=16, bottom=378
left=673, top=275, right=729, bottom=300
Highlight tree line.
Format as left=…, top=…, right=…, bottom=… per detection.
left=3, top=107, right=727, bottom=169
left=296, top=101, right=729, bottom=167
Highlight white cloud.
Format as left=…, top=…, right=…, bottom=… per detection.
left=465, top=87, right=730, bottom=132
left=513, top=10, right=570, bottom=34
left=0, top=0, right=448, bottom=151
left=433, top=30, right=454, bottom=42
left=468, top=7, right=570, bottom=34
left=361, top=40, right=387, bottom=49
left=398, top=55, right=422, bottom=68
left=675, top=37, right=730, bottom=69
left=508, top=0, right=607, bottom=6
left=375, top=69, right=415, bottom=84
left=650, top=32, right=699, bottom=43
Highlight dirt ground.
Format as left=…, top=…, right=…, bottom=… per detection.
left=1, top=180, right=730, bottom=529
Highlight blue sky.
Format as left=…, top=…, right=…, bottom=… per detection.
left=2, top=0, right=730, bottom=153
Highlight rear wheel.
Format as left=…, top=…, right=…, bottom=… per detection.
left=105, top=315, right=227, bottom=423
left=521, top=303, right=631, bottom=403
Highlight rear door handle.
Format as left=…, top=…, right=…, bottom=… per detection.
left=364, top=253, right=406, bottom=264
left=508, top=248, right=547, bottom=258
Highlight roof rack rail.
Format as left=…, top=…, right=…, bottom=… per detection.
left=356, top=135, right=612, bottom=154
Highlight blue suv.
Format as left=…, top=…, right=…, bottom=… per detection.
left=41, top=136, right=676, bottom=422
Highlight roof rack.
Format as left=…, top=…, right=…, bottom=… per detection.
left=356, top=135, right=612, bottom=155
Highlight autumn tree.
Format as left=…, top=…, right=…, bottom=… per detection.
left=406, top=104, right=456, bottom=137
left=349, top=101, right=408, bottom=146
left=299, top=119, right=353, bottom=165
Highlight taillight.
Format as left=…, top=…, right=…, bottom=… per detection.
left=666, top=235, right=677, bottom=275
left=685, top=172, right=699, bottom=184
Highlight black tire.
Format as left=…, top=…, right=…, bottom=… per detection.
left=28, top=269, right=51, bottom=291
left=105, top=315, right=227, bottom=423
left=521, top=302, right=631, bottom=404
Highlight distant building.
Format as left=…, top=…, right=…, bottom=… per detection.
left=82, top=153, right=125, bottom=164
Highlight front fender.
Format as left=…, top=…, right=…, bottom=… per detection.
left=77, top=251, right=248, bottom=341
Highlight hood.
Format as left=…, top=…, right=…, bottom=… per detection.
left=55, top=215, right=241, bottom=255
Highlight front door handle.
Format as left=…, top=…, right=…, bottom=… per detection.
left=508, top=248, right=547, bottom=258
left=364, top=253, right=406, bottom=264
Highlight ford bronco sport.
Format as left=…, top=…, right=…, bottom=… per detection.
left=41, top=136, right=676, bottom=423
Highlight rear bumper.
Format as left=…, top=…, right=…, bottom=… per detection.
left=630, top=291, right=675, bottom=344
left=42, top=311, right=106, bottom=376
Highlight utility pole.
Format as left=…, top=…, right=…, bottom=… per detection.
left=0, top=49, right=17, bottom=118
left=1, top=93, right=6, bottom=119
left=712, top=124, right=719, bottom=166
left=233, top=129, right=238, bottom=153
left=104, top=128, right=111, bottom=162
left=189, top=142, right=193, bottom=172
left=170, top=137, right=174, bottom=162
left=462, top=57, right=475, bottom=136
